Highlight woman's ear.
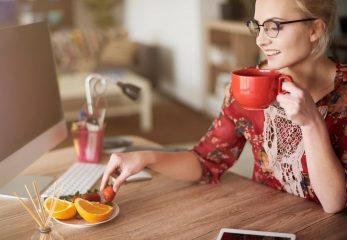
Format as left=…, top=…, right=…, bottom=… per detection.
left=309, top=19, right=326, bottom=43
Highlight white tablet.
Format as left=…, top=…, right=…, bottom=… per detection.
left=111, top=170, right=152, bottom=183
left=216, top=228, right=296, bottom=240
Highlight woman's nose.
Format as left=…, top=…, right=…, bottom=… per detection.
left=256, top=28, right=271, bottom=47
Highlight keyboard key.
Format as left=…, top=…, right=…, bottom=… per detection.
left=41, top=163, right=106, bottom=198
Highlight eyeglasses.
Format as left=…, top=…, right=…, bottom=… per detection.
left=246, top=18, right=317, bottom=38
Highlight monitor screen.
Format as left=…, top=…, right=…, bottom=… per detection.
left=0, top=22, right=67, bottom=188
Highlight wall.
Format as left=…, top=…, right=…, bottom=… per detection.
left=123, top=0, right=206, bottom=110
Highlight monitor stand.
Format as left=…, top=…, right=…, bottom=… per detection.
left=0, top=175, right=53, bottom=199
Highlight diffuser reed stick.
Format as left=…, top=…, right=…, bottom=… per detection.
left=14, top=193, right=43, bottom=228
left=15, top=181, right=64, bottom=240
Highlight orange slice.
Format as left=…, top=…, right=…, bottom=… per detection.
left=74, top=198, right=113, bottom=223
left=44, top=197, right=76, bottom=220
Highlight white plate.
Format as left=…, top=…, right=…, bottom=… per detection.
left=54, top=203, right=120, bottom=228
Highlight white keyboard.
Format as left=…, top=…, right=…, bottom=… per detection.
left=41, top=163, right=106, bottom=198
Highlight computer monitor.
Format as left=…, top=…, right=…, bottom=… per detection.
left=0, top=22, right=67, bottom=197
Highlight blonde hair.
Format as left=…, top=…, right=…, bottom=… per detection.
left=294, top=0, right=337, bottom=57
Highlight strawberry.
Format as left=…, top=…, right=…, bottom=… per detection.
left=82, top=192, right=101, bottom=202
left=103, top=186, right=116, bottom=202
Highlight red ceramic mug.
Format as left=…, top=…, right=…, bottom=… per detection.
left=231, top=67, right=293, bottom=110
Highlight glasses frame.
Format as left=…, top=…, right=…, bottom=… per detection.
left=246, top=18, right=317, bottom=38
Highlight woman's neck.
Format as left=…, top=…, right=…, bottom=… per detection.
left=282, top=56, right=336, bottom=102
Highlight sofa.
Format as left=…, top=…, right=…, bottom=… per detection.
left=51, top=29, right=158, bottom=86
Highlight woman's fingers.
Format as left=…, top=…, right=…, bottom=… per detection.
left=281, top=82, right=305, bottom=99
left=276, top=82, right=318, bottom=126
left=112, top=169, right=130, bottom=193
left=100, top=151, right=146, bottom=193
left=100, top=154, right=120, bottom=190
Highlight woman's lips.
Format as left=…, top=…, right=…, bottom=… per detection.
left=264, top=50, right=281, bottom=57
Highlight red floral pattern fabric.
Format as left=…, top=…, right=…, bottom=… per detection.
left=193, top=61, right=347, bottom=204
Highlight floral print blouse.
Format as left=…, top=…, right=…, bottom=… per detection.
left=193, top=61, right=347, bottom=204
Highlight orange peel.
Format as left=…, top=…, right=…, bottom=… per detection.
left=74, top=198, right=113, bottom=223
left=44, top=197, right=76, bottom=220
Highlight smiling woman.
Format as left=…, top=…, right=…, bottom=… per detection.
left=253, top=0, right=336, bottom=69
left=100, top=0, right=347, bottom=214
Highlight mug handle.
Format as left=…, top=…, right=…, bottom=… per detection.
left=278, top=75, right=293, bottom=94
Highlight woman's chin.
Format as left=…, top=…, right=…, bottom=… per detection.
left=265, top=62, right=280, bottom=70
left=265, top=58, right=284, bottom=70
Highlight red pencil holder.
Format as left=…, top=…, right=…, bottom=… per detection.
left=72, top=125, right=105, bottom=163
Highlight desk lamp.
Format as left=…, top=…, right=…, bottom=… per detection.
left=84, top=73, right=141, bottom=117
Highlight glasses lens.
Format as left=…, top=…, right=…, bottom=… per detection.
left=263, top=21, right=279, bottom=38
left=247, top=20, right=259, bottom=36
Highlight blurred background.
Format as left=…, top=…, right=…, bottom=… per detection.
left=0, top=0, right=346, bottom=150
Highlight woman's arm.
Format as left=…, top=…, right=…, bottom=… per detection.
left=277, top=82, right=346, bottom=213
left=101, top=85, right=247, bottom=193
left=301, top=116, right=346, bottom=213
left=146, top=150, right=203, bottom=181
left=100, top=150, right=202, bottom=193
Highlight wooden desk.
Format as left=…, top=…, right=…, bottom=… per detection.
left=1, top=136, right=346, bottom=239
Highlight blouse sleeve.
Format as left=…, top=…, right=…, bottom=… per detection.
left=328, top=65, right=347, bottom=206
left=192, top=85, right=247, bottom=184
left=330, top=108, right=347, bottom=207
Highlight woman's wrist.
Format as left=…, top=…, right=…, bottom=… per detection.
left=142, top=151, right=158, bottom=166
left=300, top=110, right=325, bottom=132
left=300, top=116, right=330, bottom=149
